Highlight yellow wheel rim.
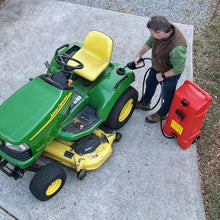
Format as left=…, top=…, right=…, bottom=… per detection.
left=119, top=99, right=133, bottom=122
left=46, top=179, right=62, bottom=196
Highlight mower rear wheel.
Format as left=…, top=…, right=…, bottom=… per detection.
left=29, top=163, right=66, bottom=201
left=104, top=86, right=138, bottom=129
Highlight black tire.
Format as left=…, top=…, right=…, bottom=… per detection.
left=77, top=169, right=87, bottom=180
left=29, top=163, right=66, bottom=201
left=192, top=135, right=200, bottom=144
left=115, top=132, right=122, bottom=142
left=104, top=86, right=138, bottom=129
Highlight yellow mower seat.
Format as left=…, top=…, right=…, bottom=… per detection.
left=68, top=31, right=113, bottom=81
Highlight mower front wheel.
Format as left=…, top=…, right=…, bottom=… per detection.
left=29, top=163, right=66, bottom=201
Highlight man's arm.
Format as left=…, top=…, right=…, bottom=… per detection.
left=135, top=36, right=153, bottom=64
left=135, top=44, right=151, bottom=64
left=156, top=69, right=176, bottom=82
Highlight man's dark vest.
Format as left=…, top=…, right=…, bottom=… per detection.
left=151, top=25, right=187, bottom=72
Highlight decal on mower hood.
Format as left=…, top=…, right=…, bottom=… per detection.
left=29, top=92, right=72, bottom=141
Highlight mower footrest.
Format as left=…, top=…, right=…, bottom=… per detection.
left=63, top=104, right=101, bottom=134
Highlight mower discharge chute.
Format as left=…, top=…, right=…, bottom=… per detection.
left=0, top=31, right=138, bottom=201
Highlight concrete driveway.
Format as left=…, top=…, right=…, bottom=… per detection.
left=0, top=0, right=205, bottom=219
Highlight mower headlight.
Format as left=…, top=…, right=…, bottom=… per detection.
left=0, top=140, right=32, bottom=161
left=5, top=143, right=29, bottom=152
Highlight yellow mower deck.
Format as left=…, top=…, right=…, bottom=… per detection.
left=43, top=129, right=116, bottom=172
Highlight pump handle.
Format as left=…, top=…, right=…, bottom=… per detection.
left=126, top=58, right=151, bottom=70
left=175, top=110, right=185, bottom=120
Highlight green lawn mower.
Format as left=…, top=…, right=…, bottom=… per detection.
left=0, top=31, right=138, bottom=201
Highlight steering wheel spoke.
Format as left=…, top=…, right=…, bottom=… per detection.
left=54, top=44, right=84, bottom=71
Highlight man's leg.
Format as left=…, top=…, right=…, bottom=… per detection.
left=157, top=74, right=181, bottom=116
left=146, top=74, right=181, bottom=123
left=143, top=68, right=159, bottom=105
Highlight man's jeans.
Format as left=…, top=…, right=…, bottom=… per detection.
left=141, top=68, right=181, bottom=117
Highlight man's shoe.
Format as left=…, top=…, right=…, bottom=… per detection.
left=135, top=101, right=150, bottom=111
left=145, top=113, right=167, bottom=123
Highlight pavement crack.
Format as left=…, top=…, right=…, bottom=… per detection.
left=0, top=205, right=18, bottom=220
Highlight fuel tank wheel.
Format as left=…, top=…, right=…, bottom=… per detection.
left=104, top=86, right=138, bottom=129
left=77, top=169, right=87, bottom=180
left=192, top=135, right=200, bottom=144
left=29, top=163, right=66, bottom=201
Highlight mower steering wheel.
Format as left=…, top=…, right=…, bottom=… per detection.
left=54, top=44, right=84, bottom=71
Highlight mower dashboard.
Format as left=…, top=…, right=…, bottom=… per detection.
left=39, top=72, right=73, bottom=90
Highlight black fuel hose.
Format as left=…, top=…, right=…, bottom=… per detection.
left=142, top=67, right=162, bottom=111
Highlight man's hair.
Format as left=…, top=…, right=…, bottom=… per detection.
left=147, top=16, right=172, bottom=33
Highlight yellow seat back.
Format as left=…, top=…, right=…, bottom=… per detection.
left=68, top=31, right=113, bottom=81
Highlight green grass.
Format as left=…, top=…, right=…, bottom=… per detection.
left=194, top=2, right=220, bottom=219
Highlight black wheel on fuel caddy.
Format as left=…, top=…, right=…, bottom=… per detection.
left=29, top=162, right=67, bottom=201
left=192, top=135, right=200, bottom=144
left=104, top=86, right=138, bottom=130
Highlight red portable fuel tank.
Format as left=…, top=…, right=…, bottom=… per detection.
left=163, top=80, right=211, bottom=149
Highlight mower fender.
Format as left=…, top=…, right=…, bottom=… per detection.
left=89, top=64, right=135, bottom=121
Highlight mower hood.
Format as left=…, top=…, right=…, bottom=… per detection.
left=0, top=77, right=65, bottom=144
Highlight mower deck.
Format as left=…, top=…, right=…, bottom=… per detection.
left=43, top=128, right=116, bottom=173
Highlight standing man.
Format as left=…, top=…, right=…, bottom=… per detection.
left=135, top=16, right=187, bottom=123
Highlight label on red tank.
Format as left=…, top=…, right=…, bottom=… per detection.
left=171, top=120, right=183, bottom=135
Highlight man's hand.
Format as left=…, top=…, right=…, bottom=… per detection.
left=156, top=73, right=164, bottom=82
left=135, top=56, right=141, bottom=65
left=134, top=44, right=150, bottom=65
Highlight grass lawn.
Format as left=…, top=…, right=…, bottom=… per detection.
left=194, top=2, right=220, bottom=219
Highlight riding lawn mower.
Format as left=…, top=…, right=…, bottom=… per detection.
left=0, top=31, right=138, bottom=201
